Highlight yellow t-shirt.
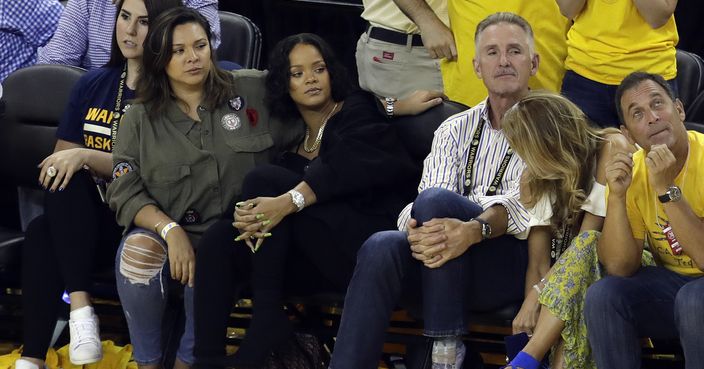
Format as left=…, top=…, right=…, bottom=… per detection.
left=361, top=0, right=449, bottom=34
left=566, top=0, right=678, bottom=85
left=440, top=0, right=569, bottom=107
left=626, top=131, right=704, bottom=277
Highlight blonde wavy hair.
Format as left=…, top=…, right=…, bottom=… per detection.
left=502, top=91, right=617, bottom=230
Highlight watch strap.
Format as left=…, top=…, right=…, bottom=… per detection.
left=658, top=192, right=672, bottom=203
left=472, top=217, right=490, bottom=240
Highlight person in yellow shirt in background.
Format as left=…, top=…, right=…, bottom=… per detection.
left=558, top=0, right=678, bottom=127
left=440, top=1, right=570, bottom=107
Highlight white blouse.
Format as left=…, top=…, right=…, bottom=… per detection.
left=526, top=180, right=606, bottom=228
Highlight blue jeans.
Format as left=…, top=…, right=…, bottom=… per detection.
left=115, top=228, right=195, bottom=365
left=329, top=188, right=527, bottom=369
left=561, top=70, right=678, bottom=128
left=585, top=266, right=704, bottom=369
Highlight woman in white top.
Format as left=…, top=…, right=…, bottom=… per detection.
left=499, top=91, right=653, bottom=369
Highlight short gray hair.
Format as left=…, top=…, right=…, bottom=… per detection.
left=474, top=12, right=535, bottom=53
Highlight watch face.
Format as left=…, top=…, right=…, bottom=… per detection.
left=482, top=223, right=491, bottom=239
left=669, top=186, right=682, bottom=202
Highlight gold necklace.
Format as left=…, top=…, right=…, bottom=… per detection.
left=303, top=102, right=338, bottom=153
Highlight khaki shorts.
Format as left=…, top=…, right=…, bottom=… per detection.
left=355, top=30, right=443, bottom=99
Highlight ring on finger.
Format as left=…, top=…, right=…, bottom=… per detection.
left=47, top=166, right=57, bottom=178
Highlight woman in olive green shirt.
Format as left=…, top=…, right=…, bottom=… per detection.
left=106, top=8, right=299, bottom=369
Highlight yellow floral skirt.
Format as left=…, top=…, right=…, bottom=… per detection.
left=538, top=230, right=655, bottom=369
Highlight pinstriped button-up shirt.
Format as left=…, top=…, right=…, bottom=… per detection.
left=397, top=99, right=529, bottom=239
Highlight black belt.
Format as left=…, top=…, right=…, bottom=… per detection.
left=367, top=25, right=423, bottom=47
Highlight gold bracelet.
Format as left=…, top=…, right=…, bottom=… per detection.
left=154, top=220, right=166, bottom=234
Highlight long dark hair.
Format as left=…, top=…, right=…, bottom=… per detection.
left=137, top=7, right=234, bottom=119
left=265, top=33, right=353, bottom=120
left=105, top=0, right=182, bottom=68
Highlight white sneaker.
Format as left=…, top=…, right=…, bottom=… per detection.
left=68, top=310, right=102, bottom=364
left=15, top=358, right=43, bottom=369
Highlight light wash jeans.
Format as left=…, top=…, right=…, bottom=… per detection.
left=115, top=227, right=195, bottom=365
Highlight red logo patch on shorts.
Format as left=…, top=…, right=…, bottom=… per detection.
left=382, top=51, right=395, bottom=60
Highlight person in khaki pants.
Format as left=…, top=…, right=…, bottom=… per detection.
left=355, top=0, right=453, bottom=100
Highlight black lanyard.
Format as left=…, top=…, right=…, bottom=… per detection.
left=110, top=64, right=128, bottom=150
left=462, top=118, right=514, bottom=197
left=551, top=222, right=573, bottom=263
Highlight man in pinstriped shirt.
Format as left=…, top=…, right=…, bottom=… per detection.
left=330, top=12, right=537, bottom=369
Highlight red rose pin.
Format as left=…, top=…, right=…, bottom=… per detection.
left=246, top=108, right=258, bottom=127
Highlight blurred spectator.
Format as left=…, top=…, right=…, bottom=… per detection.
left=356, top=0, right=450, bottom=99
left=37, top=0, right=220, bottom=69
left=559, top=0, right=678, bottom=127
left=0, top=0, right=63, bottom=82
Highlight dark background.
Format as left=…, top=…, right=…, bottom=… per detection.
left=220, top=0, right=365, bottom=80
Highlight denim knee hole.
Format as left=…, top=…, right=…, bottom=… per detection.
left=120, top=233, right=167, bottom=288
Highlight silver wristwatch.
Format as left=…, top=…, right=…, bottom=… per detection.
left=287, top=189, right=305, bottom=212
left=472, top=217, right=491, bottom=240
left=384, top=97, right=396, bottom=117
left=658, top=185, right=682, bottom=203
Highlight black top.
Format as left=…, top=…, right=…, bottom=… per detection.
left=280, top=90, right=417, bottom=221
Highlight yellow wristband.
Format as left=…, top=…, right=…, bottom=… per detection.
left=160, top=222, right=180, bottom=240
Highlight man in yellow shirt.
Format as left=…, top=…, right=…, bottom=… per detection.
left=587, top=72, right=704, bottom=368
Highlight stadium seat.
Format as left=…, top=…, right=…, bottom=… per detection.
left=675, top=49, right=704, bottom=110
left=216, top=11, right=262, bottom=69
left=685, top=91, right=704, bottom=124
left=0, top=64, right=85, bottom=286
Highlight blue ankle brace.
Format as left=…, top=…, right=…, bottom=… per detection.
left=506, top=351, right=540, bottom=369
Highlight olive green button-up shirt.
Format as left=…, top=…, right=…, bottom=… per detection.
left=107, top=69, right=302, bottom=244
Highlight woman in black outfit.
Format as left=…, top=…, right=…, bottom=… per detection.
left=193, top=33, right=426, bottom=367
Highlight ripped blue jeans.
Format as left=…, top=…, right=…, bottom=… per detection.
left=115, top=227, right=194, bottom=365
